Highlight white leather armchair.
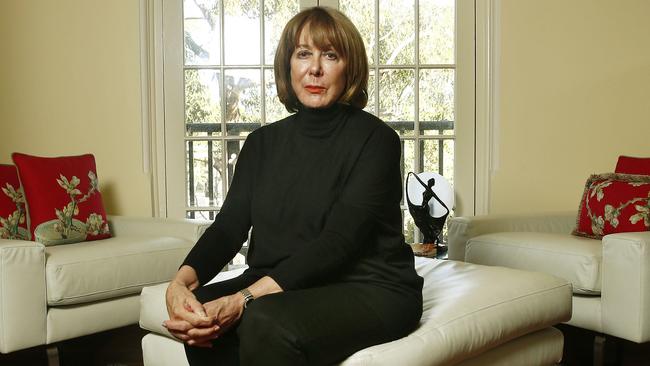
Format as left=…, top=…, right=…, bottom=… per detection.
left=448, top=212, right=650, bottom=358
left=0, top=215, right=210, bottom=361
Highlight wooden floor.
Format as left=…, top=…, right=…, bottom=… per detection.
left=1, top=324, right=649, bottom=365
left=558, top=324, right=650, bottom=366
left=0, top=325, right=146, bottom=366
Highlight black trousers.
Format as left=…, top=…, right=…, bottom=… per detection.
left=184, top=272, right=422, bottom=366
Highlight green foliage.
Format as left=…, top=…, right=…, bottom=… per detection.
left=340, top=0, right=376, bottom=64
left=379, top=69, right=415, bottom=122
left=378, top=0, right=415, bottom=65
left=185, top=69, right=220, bottom=124
left=419, top=0, right=455, bottom=64
left=224, top=72, right=261, bottom=124
left=224, top=0, right=260, bottom=17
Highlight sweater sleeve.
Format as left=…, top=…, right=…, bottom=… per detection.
left=268, top=124, right=403, bottom=290
left=181, top=132, right=257, bottom=285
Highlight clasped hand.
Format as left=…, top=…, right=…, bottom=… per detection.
left=164, top=281, right=245, bottom=348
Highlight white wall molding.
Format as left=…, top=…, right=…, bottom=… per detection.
left=140, top=0, right=168, bottom=217
left=139, top=0, right=151, bottom=175
left=474, top=0, right=499, bottom=215
left=454, top=0, right=477, bottom=217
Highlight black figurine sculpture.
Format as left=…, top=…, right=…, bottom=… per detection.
left=406, top=172, right=451, bottom=256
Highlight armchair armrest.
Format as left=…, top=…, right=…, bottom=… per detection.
left=601, top=231, right=650, bottom=343
left=448, top=211, right=576, bottom=261
left=0, top=240, right=46, bottom=353
left=108, top=216, right=211, bottom=243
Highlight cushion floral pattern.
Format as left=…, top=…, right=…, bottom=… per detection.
left=12, top=153, right=111, bottom=245
left=0, top=164, right=30, bottom=240
left=573, top=173, right=650, bottom=239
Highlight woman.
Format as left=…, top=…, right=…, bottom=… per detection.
left=164, top=6, right=423, bottom=365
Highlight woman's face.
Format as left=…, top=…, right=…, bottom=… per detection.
left=290, top=25, right=347, bottom=109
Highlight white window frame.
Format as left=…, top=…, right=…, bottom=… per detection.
left=139, top=0, right=494, bottom=219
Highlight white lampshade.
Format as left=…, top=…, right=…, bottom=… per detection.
left=406, top=172, right=454, bottom=218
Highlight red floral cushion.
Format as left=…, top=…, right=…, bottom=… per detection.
left=12, top=153, right=111, bottom=245
left=573, top=173, right=650, bottom=239
left=615, top=156, right=650, bottom=176
left=0, top=164, right=30, bottom=240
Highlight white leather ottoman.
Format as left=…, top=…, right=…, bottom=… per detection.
left=139, top=258, right=572, bottom=365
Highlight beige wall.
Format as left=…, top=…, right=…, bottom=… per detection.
left=490, top=0, right=650, bottom=214
left=0, top=0, right=152, bottom=216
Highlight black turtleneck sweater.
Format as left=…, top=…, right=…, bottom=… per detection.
left=183, top=103, right=423, bottom=297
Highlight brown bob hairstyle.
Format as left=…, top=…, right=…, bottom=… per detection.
left=274, top=7, right=369, bottom=113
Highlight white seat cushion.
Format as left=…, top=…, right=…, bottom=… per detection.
left=140, top=258, right=571, bottom=366
left=341, top=258, right=571, bottom=365
left=142, top=327, right=564, bottom=366
left=466, top=232, right=602, bottom=294
left=46, top=235, right=193, bottom=305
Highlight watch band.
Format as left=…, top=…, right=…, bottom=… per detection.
left=239, top=288, right=255, bottom=309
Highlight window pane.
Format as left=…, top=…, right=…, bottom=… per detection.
left=420, top=138, right=454, bottom=185
left=225, top=139, right=245, bottom=188
left=225, top=69, right=261, bottom=136
left=186, top=210, right=217, bottom=220
left=420, top=139, right=440, bottom=174
left=185, top=69, right=222, bottom=136
left=419, top=0, right=454, bottom=64
left=340, top=0, right=376, bottom=65
left=364, top=69, right=376, bottom=115
left=380, top=69, right=415, bottom=135
left=264, top=69, right=290, bottom=123
left=401, top=139, right=415, bottom=204
left=379, top=0, right=414, bottom=65
left=419, top=68, right=454, bottom=136
left=264, top=0, right=300, bottom=65
left=443, top=139, right=454, bottom=185
left=403, top=209, right=415, bottom=244
left=184, top=0, right=221, bottom=66
left=186, top=140, right=224, bottom=208
left=224, top=0, right=260, bottom=65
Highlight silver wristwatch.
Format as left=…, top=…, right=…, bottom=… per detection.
left=239, top=288, right=255, bottom=309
